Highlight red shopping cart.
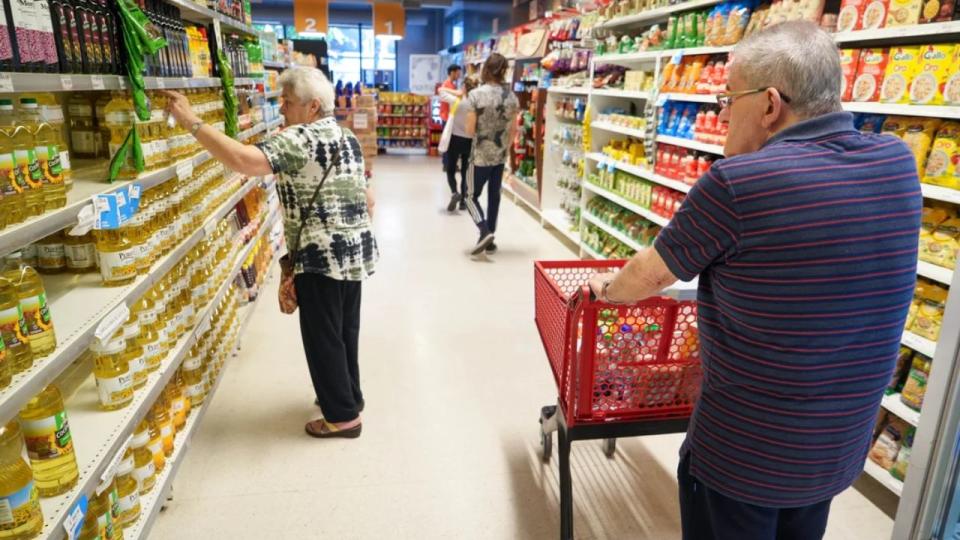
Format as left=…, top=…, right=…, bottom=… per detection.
left=534, top=260, right=702, bottom=540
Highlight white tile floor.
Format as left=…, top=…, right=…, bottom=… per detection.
left=151, top=155, right=898, bottom=539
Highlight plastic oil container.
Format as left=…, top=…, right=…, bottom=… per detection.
left=91, top=335, right=134, bottom=411
left=3, top=254, right=56, bottom=358
left=0, top=275, right=33, bottom=374
left=18, top=385, right=79, bottom=497
left=0, top=420, right=43, bottom=539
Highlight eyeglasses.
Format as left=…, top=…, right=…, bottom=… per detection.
left=715, top=87, right=792, bottom=108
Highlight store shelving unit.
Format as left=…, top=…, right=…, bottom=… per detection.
left=841, top=102, right=960, bottom=120
left=655, top=134, right=724, bottom=155
left=865, top=458, right=905, bottom=496
left=167, top=0, right=258, bottom=36
left=546, top=86, right=591, bottom=96
left=660, top=92, right=718, bottom=103
left=586, top=153, right=692, bottom=194
left=582, top=212, right=646, bottom=252
left=583, top=181, right=671, bottom=227
left=264, top=89, right=282, bottom=99
left=600, top=0, right=723, bottom=28
left=0, top=73, right=240, bottom=94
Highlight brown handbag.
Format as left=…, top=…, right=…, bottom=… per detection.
left=278, top=136, right=345, bottom=314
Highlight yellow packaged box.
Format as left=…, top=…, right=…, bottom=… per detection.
left=923, top=121, right=960, bottom=189
left=919, top=206, right=951, bottom=265
left=881, top=46, right=921, bottom=103
left=945, top=46, right=960, bottom=106
left=929, top=218, right=960, bottom=269
left=902, top=118, right=942, bottom=174
left=885, top=0, right=923, bottom=25
left=910, top=44, right=957, bottom=105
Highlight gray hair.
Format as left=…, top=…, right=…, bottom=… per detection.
left=731, top=21, right=842, bottom=118
left=278, top=66, right=336, bottom=114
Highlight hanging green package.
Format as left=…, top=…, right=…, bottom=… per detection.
left=115, top=0, right=167, bottom=121
left=218, top=50, right=239, bottom=138
left=107, top=123, right=145, bottom=183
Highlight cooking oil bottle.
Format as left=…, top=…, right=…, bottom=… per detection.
left=0, top=420, right=43, bottom=539
left=64, top=232, right=98, bottom=274
left=66, top=93, right=100, bottom=160
left=182, top=344, right=205, bottom=407
left=128, top=423, right=156, bottom=494
left=103, top=92, right=136, bottom=180
left=3, top=254, right=55, bottom=358
left=143, top=412, right=165, bottom=472
left=87, top=479, right=116, bottom=540
left=121, top=315, right=146, bottom=390
left=94, top=228, right=138, bottom=287
left=150, top=399, right=174, bottom=458
left=76, top=509, right=100, bottom=540
left=131, top=297, right=163, bottom=373
left=0, top=99, right=27, bottom=227
left=19, top=98, right=66, bottom=211
left=91, top=335, right=134, bottom=411
left=145, top=284, right=173, bottom=354
left=0, top=275, right=33, bottom=374
left=114, top=451, right=140, bottom=528
left=8, top=100, right=45, bottom=219
left=0, top=335, right=10, bottom=391
left=165, top=378, right=187, bottom=432
left=32, top=93, right=71, bottom=193
left=18, top=385, right=79, bottom=497
left=35, top=232, right=66, bottom=275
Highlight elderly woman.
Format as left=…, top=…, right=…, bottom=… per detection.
left=161, top=67, right=377, bottom=440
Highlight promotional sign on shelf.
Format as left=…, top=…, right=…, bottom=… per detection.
left=373, top=2, right=405, bottom=38
left=409, top=55, right=441, bottom=96
left=294, top=0, right=328, bottom=34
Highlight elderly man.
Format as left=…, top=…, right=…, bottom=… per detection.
left=589, top=21, right=921, bottom=539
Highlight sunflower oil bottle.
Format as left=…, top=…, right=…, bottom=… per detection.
left=128, top=196, right=154, bottom=276
left=88, top=477, right=119, bottom=540
left=121, top=315, right=146, bottom=390
left=3, top=254, right=55, bottom=358
left=0, top=420, right=42, bottom=540
left=19, top=97, right=66, bottom=212
left=166, top=375, right=188, bottom=431
left=33, top=93, right=71, bottom=193
left=131, top=297, right=163, bottom=374
left=66, top=93, right=100, bottom=160
left=182, top=344, right=205, bottom=407
left=0, top=276, right=33, bottom=374
left=0, top=335, right=10, bottom=391
left=0, top=99, right=27, bottom=227
left=18, top=385, right=79, bottom=497
left=144, top=407, right=169, bottom=467
left=94, top=228, right=138, bottom=287
left=91, top=335, right=134, bottom=411
left=64, top=232, right=98, bottom=274
left=144, top=284, right=172, bottom=355
left=103, top=92, right=136, bottom=180
left=114, top=450, right=140, bottom=528
left=76, top=510, right=100, bottom=540
left=35, top=232, right=66, bottom=275
left=150, top=399, right=174, bottom=458
left=128, top=423, right=156, bottom=494
left=8, top=100, right=46, bottom=219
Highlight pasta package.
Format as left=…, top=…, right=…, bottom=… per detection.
left=886, top=0, right=924, bottom=24
left=945, top=46, right=960, bottom=106
left=869, top=417, right=911, bottom=469
left=909, top=44, right=957, bottom=105
left=910, top=281, right=948, bottom=341
left=840, top=49, right=862, bottom=101
left=900, top=353, right=932, bottom=411
left=901, top=118, right=942, bottom=174
left=929, top=218, right=960, bottom=269
left=862, top=0, right=891, bottom=28
left=837, top=0, right=867, bottom=30
left=880, top=46, right=922, bottom=104
left=881, top=114, right=911, bottom=137
left=853, top=48, right=889, bottom=102
left=923, top=122, right=960, bottom=190
left=919, top=206, right=952, bottom=264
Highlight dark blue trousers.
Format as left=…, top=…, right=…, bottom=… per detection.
left=678, top=452, right=832, bottom=540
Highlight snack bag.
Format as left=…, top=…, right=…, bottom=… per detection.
left=890, top=438, right=912, bottom=481
left=901, top=118, right=942, bottom=174
left=840, top=49, right=863, bottom=102
left=881, top=115, right=911, bottom=137
left=725, top=2, right=752, bottom=45
left=910, top=281, right=948, bottom=340
left=886, top=0, right=924, bottom=25
left=900, top=353, right=932, bottom=411
left=868, top=417, right=911, bottom=469
left=923, top=121, right=960, bottom=189
left=837, top=0, right=867, bottom=30
left=880, top=46, right=922, bottom=104
left=885, top=347, right=914, bottom=394
left=909, top=44, right=956, bottom=105
left=852, top=48, right=889, bottom=102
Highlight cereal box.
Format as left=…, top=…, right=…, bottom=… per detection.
left=945, top=46, right=960, bottom=106
left=886, top=0, right=923, bottom=25
left=910, top=44, right=957, bottom=105
left=852, top=48, right=889, bottom=102
left=840, top=49, right=862, bottom=102
left=837, top=0, right=867, bottom=30
left=862, top=0, right=891, bottom=27
left=880, top=46, right=921, bottom=104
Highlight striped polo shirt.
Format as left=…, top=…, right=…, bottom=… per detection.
left=654, top=112, right=921, bottom=508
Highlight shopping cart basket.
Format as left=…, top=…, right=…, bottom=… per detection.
left=534, top=260, right=701, bottom=540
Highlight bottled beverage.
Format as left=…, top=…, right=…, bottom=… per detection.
left=0, top=420, right=43, bottom=540
left=0, top=99, right=30, bottom=225
left=0, top=275, right=33, bottom=374
left=76, top=510, right=100, bottom=540
left=121, top=314, right=146, bottom=389
left=102, top=92, right=135, bottom=179
left=87, top=479, right=116, bottom=540
left=18, top=385, right=79, bottom=497
left=182, top=345, right=205, bottom=407
left=165, top=379, right=187, bottom=432
left=35, top=232, right=66, bottom=275
left=64, top=232, right=98, bottom=273
left=49, top=0, right=84, bottom=73
left=128, top=423, right=156, bottom=494
left=91, top=334, right=133, bottom=411
left=3, top=254, right=56, bottom=358
left=19, top=98, right=66, bottom=211
left=114, top=450, right=140, bottom=528
left=75, top=0, right=104, bottom=74
left=93, top=229, right=137, bottom=287
left=145, top=285, right=172, bottom=354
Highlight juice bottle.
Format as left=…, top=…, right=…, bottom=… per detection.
left=35, top=232, right=66, bottom=275
left=128, top=423, right=156, bottom=494
left=3, top=254, right=56, bottom=358
left=93, top=229, right=137, bottom=287
left=9, top=101, right=46, bottom=218
left=0, top=99, right=27, bottom=227
left=131, top=297, right=163, bottom=374
left=91, top=334, right=133, bottom=411
left=143, top=413, right=165, bottom=472
left=64, top=232, right=98, bottom=274
left=114, top=451, right=140, bottom=528
left=18, top=385, right=79, bottom=497
left=0, top=420, right=43, bottom=540
left=19, top=97, right=66, bottom=211
left=120, top=314, right=146, bottom=389
left=102, top=92, right=136, bottom=180
left=0, top=276, right=32, bottom=374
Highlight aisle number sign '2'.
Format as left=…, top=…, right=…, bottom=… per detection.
left=294, top=0, right=328, bottom=34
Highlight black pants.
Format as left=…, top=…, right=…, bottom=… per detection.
left=465, top=163, right=504, bottom=235
left=295, top=273, right=363, bottom=423
left=678, top=453, right=832, bottom=540
left=444, top=135, right=472, bottom=196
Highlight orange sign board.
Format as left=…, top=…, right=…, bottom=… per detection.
left=372, top=2, right=405, bottom=38
left=294, top=0, right=328, bottom=34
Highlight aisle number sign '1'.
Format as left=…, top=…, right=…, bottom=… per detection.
left=294, top=0, right=328, bottom=34
left=373, top=2, right=405, bottom=39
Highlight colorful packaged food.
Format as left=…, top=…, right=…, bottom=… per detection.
left=924, top=121, right=960, bottom=189
left=909, top=44, right=957, bottom=105
left=920, top=0, right=957, bottom=20
left=880, top=46, right=922, bottom=104
left=838, top=0, right=867, bottom=30
left=881, top=115, right=911, bottom=137
left=869, top=417, right=912, bottom=469
left=890, top=432, right=912, bottom=481
left=797, top=0, right=828, bottom=21
left=944, top=46, right=960, bottom=106
left=910, top=281, right=948, bottom=341
left=706, top=5, right=729, bottom=46
left=901, top=353, right=932, bottom=411
left=886, top=347, right=914, bottom=394
left=724, top=2, right=752, bottom=45
left=919, top=206, right=951, bottom=264
left=840, top=49, right=862, bottom=102
left=929, top=218, right=960, bottom=269
left=863, top=0, right=891, bottom=27
left=886, top=0, right=924, bottom=25
left=852, top=48, right=889, bottom=102
left=901, top=118, right=942, bottom=173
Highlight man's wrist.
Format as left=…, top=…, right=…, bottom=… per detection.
left=602, top=279, right=625, bottom=304
left=188, top=119, right=204, bottom=136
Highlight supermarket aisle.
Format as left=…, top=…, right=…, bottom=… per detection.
left=151, top=156, right=896, bottom=540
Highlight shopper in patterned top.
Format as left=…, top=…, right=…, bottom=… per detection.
left=162, top=66, right=377, bottom=440
left=588, top=22, right=920, bottom=540
left=463, top=53, right=520, bottom=255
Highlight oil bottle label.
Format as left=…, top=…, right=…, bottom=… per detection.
left=160, top=424, right=173, bottom=444
left=67, top=104, right=93, bottom=117
left=183, top=354, right=202, bottom=371
left=65, top=243, right=96, bottom=270
left=37, top=244, right=66, bottom=269
left=21, top=412, right=73, bottom=460
left=0, top=481, right=41, bottom=529
left=147, top=439, right=163, bottom=460
left=128, top=356, right=146, bottom=379
left=20, top=293, right=52, bottom=338
left=98, top=249, right=137, bottom=283
left=59, top=151, right=71, bottom=172
left=170, top=398, right=185, bottom=415
left=186, top=382, right=204, bottom=400
left=96, top=508, right=114, bottom=540
left=118, top=490, right=139, bottom=514
left=130, top=430, right=149, bottom=449
left=0, top=151, right=23, bottom=196
left=123, top=320, right=140, bottom=340
left=137, top=306, right=159, bottom=326
left=13, top=149, right=43, bottom=190
left=36, top=144, right=63, bottom=186
left=96, top=373, right=133, bottom=407
left=132, top=461, right=155, bottom=486
left=0, top=305, right=29, bottom=347
left=143, top=342, right=163, bottom=368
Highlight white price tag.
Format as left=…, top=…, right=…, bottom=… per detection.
left=91, top=75, right=105, bottom=90
left=60, top=75, right=73, bottom=91
left=99, top=447, right=126, bottom=488
left=157, top=78, right=166, bottom=89
left=95, top=304, right=130, bottom=343
left=180, top=77, right=188, bottom=88
left=118, top=78, right=128, bottom=90
left=204, top=216, right=220, bottom=236
left=63, top=502, right=85, bottom=540
left=0, top=73, right=13, bottom=93
left=70, top=203, right=97, bottom=236
left=176, top=160, right=194, bottom=180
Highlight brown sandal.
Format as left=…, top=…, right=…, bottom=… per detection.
left=305, top=418, right=362, bottom=439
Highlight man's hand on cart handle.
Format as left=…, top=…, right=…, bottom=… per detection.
left=588, top=247, right=682, bottom=304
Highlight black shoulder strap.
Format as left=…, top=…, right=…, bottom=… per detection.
left=289, top=133, right=348, bottom=258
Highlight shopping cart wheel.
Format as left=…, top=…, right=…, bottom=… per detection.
left=541, top=429, right=553, bottom=462
left=603, top=438, right=617, bottom=458
left=539, top=405, right=558, bottom=462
